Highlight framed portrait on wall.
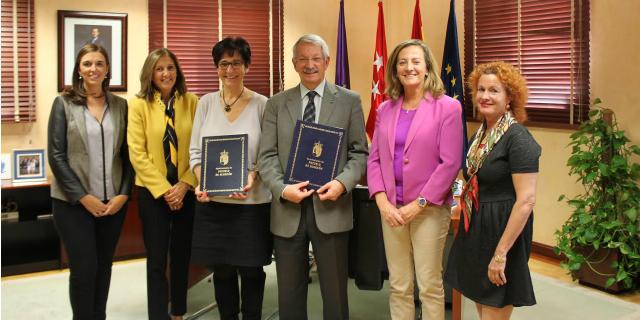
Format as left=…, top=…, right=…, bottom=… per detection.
left=1, top=153, right=10, bottom=180
left=12, top=149, right=46, bottom=183
left=58, top=11, right=127, bottom=92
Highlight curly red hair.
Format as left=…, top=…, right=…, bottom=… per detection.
left=467, top=61, right=529, bottom=123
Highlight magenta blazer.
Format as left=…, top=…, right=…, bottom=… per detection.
left=367, top=93, right=463, bottom=206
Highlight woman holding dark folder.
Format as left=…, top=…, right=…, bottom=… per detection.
left=128, top=48, right=199, bottom=320
left=189, top=37, right=272, bottom=320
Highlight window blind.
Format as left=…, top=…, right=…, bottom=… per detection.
left=465, top=0, right=590, bottom=127
left=1, top=0, right=36, bottom=123
left=148, top=0, right=283, bottom=98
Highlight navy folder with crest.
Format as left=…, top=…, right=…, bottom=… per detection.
left=285, top=120, right=345, bottom=189
left=200, top=134, right=248, bottom=196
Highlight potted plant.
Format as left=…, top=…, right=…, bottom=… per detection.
left=555, top=98, right=640, bottom=292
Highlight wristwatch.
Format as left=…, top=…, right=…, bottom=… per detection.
left=416, top=196, right=430, bottom=208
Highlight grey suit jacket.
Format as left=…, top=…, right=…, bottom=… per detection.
left=48, top=93, right=133, bottom=203
left=258, top=82, right=368, bottom=237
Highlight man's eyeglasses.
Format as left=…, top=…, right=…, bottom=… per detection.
left=218, top=61, right=244, bottom=69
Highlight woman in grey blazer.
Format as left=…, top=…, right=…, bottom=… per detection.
left=47, top=44, right=133, bottom=320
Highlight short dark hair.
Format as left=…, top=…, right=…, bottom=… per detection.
left=211, top=37, right=251, bottom=67
left=64, top=44, right=111, bottom=105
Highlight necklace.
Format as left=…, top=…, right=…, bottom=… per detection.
left=402, top=96, right=423, bottom=113
left=222, top=87, right=245, bottom=112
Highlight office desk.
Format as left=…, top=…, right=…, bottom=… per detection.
left=1, top=180, right=146, bottom=275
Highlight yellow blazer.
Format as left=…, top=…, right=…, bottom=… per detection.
left=128, top=91, right=199, bottom=198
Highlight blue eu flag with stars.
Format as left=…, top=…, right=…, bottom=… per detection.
left=440, top=0, right=468, bottom=168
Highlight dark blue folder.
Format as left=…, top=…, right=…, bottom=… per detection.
left=285, top=121, right=345, bottom=189
left=200, top=134, right=248, bottom=196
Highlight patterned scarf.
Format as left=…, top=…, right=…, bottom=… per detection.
left=460, top=111, right=517, bottom=232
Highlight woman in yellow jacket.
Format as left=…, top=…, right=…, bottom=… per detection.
left=128, top=48, right=198, bottom=320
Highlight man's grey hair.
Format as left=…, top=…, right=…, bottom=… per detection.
left=292, top=34, right=330, bottom=59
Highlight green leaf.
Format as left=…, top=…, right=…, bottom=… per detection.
left=569, top=262, right=582, bottom=271
left=626, top=223, right=637, bottom=235
left=605, top=277, right=616, bottom=288
left=570, top=131, right=583, bottom=140
left=594, top=97, right=602, bottom=105
left=598, top=163, right=609, bottom=176
left=588, top=110, right=599, bottom=118
left=584, top=228, right=598, bottom=241
left=578, top=214, right=592, bottom=224
left=624, top=208, right=637, bottom=222
left=620, top=192, right=630, bottom=201
left=611, top=155, right=626, bottom=167
left=558, top=194, right=566, bottom=201
left=568, top=199, right=584, bottom=208
left=616, top=269, right=628, bottom=282
left=608, top=242, right=622, bottom=248
left=620, top=244, right=631, bottom=255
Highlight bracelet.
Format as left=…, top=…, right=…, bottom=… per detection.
left=493, top=254, right=506, bottom=264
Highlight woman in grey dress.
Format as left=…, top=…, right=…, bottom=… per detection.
left=189, top=37, right=272, bottom=320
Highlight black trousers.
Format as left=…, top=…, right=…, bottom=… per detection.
left=52, top=198, right=127, bottom=320
left=210, top=264, right=266, bottom=320
left=273, top=199, right=350, bottom=320
left=138, top=187, right=195, bottom=319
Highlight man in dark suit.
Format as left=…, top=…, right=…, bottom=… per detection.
left=258, top=34, right=368, bottom=320
left=85, top=27, right=105, bottom=47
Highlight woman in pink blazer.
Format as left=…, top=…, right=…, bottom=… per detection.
left=367, top=39, right=463, bottom=320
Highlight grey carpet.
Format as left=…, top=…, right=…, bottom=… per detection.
left=2, top=260, right=638, bottom=319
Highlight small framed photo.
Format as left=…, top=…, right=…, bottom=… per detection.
left=13, top=149, right=46, bottom=183
left=57, top=10, right=128, bottom=92
left=1, top=153, right=10, bottom=180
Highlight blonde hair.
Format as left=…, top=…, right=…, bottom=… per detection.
left=385, top=39, right=444, bottom=100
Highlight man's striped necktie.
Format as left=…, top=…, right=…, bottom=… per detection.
left=303, top=90, right=317, bottom=123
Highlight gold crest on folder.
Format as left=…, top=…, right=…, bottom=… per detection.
left=219, top=149, right=229, bottom=166
left=312, top=141, right=323, bottom=158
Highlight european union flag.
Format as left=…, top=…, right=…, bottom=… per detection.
left=440, top=0, right=468, bottom=167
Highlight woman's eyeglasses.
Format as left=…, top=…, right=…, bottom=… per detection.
left=218, top=61, right=244, bottom=69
